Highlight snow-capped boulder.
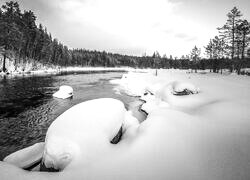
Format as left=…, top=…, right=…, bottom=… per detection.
left=171, top=81, right=200, bottom=95
left=122, top=111, right=139, bottom=131
left=141, top=99, right=169, bottom=114
left=111, top=72, right=150, bottom=97
left=3, top=142, right=45, bottom=171
left=145, top=82, right=163, bottom=95
left=53, top=85, right=73, bottom=99
left=156, top=81, right=202, bottom=108
left=42, top=98, right=126, bottom=171
left=140, top=90, right=157, bottom=103
left=140, top=81, right=199, bottom=114
left=157, top=81, right=199, bottom=100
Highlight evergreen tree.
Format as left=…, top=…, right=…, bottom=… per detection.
left=0, top=1, right=22, bottom=71
left=218, top=7, right=242, bottom=59
left=190, top=45, right=201, bottom=73
left=236, top=19, right=250, bottom=59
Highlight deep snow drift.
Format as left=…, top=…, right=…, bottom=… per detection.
left=1, top=69, right=250, bottom=180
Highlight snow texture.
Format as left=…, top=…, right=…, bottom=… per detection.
left=42, top=98, right=126, bottom=170
left=52, top=86, right=73, bottom=99
left=1, top=69, right=250, bottom=180
left=3, top=142, right=44, bottom=170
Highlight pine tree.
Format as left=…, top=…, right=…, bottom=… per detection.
left=218, top=7, right=242, bottom=59
left=205, top=39, right=213, bottom=59
left=190, top=45, right=201, bottom=73
left=0, top=1, right=22, bottom=72
left=237, top=20, right=250, bottom=59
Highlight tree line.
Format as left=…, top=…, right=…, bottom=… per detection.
left=0, top=1, right=250, bottom=73
left=203, top=7, right=250, bottom=74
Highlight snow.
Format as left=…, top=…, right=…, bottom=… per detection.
left=52, top=86, right=73, bottom=99
left=0, top=63, right=142, bottom=77
left=141, top=97, right=169, bottom=114
left=121, top=111, right=140, bottom=139
left=1, top=69, right=250, bottom=180
left=3, top=142, right=44, bottom=170
left=42, top=98, right=126, bottom=170
left=110, top=71, right=152, bottom=96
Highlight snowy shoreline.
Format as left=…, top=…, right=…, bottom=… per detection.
left=0, top=66, right=148, bottom=78
left=1, top=69, right=250, bottom=180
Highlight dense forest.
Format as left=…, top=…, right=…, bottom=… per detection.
left=0, top=1, right=250, bottom=74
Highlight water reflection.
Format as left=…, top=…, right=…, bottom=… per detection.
left=0, top=72, right=145, bottom=160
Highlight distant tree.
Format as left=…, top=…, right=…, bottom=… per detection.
left=22, top=10, right=37, bottom=57
left=152, top=51, right=161, bottom=68
left=190, top=45, right=201, bottom=73
left=218, top=7, right=242, bottom=59
left=236, top=19, right=250, bottom=59
left=205, top=39, right=213, bottom=59
left=247, top=48, right=250, bottom=58
left=0, top=1, right=23, bottom=72
left=2, top=1, right=248, bottom=72
left=180, top=55, right=186, bottom=60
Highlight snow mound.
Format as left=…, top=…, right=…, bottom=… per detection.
left=3, top=142, right=44, bottom=171
left=155, top=81, right=202, bottom=108
left=141, top=98, right=169, bottom=114
left=122, top=111, right=140, bottom=139
left=140, top=80, right=200, bottom=114
left=43, top=98, right=126, bottom=171
left=1, top=70, right=250, bottom=180
left=53, top=85, right=73, bottom=99
left=110, top=72, right=151, bottom=96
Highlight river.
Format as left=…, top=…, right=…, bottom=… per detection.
left=0, top=71, right=145, bottom=160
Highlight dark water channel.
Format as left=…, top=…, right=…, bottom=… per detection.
left=0, top=71, right=145, bottom=160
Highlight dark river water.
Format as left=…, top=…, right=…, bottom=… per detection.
left=0, top=71, right=145, bottom=160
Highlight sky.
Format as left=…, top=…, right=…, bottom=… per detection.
left=2, top=0, right=250, bottom=57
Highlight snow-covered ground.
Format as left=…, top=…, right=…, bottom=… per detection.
left=0, top=56, right=144, bottom=76
left=0, top=65, right=138, bottom=77
left=1, top=69, right=250, bottom=180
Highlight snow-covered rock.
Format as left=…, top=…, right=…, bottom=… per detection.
left=53, top=85, right=73, bottom=99
left=155, top=81, right=202, bottom=108
left=140, top=81, right=199, bottom=113
left=110, top=72, right=150, bottom=96
left=141, top=98, right=169, bottom=114
left=122, top=111, right=140, bottom=139
left=3, top=142, right=44, bottom=170
left=171, top=81, right=200, bottom=95
left=42, top=98, right=126, bottom=170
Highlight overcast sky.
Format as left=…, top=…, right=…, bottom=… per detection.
left=3, top=0, right=250, bottom=57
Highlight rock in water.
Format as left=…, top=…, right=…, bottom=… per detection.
left=42, top=98, right=126, bottom=171
left=53, top=85, right=73, bottom=99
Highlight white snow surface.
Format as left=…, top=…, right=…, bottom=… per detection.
left=43, top=98, right=126, bottom=170
left=52, top=85, right=73, bottom=99
left=1, top=69, right=250, bottom=180
left=3, top=142, right=44, bottom=169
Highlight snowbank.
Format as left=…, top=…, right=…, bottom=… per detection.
left=42, top=98, right=127, bottom=170
left=0, top=63, right=144, bottom=78
left=1, top=69, right=250, bottom=180
left=3, top=142, right=44, bottom=170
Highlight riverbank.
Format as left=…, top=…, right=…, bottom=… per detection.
left=0, top=66, right=148, bottom=78
left=1, top=69, right=250, bottom=180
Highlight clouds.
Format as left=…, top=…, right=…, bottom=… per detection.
left=5, top=0, right=249, bottom=57
left=52, top=0, right=182, bottom=55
